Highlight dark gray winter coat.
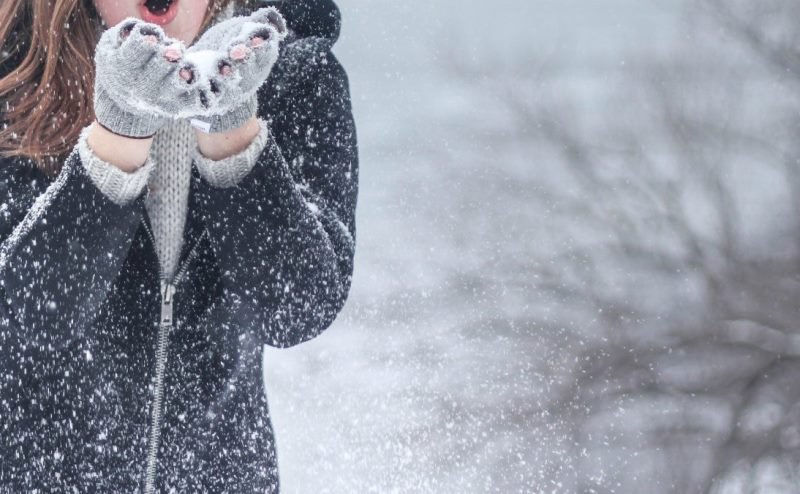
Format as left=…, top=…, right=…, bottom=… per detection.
left=0, top=0, right=357, bottom=491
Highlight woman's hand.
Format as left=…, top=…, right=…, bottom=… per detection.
left=93, top=18, right=203, bottom=138
left=183, top=7, right=288, bottom=134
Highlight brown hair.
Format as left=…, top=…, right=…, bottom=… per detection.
left=0, top=0, right=238, bottom=178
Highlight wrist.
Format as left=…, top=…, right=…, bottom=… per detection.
left=194, top=116, right=261, bottom=161
left=87, top=121, right=154, bottom=173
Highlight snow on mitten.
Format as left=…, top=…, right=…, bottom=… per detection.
left=183, top=7, right=288, bottom=133
left=93, top=19, right=202, bottom=138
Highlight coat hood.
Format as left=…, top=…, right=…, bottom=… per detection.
left=239, top=0, right=342, bottom=43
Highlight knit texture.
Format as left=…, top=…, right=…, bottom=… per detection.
left=144, top=119, right=194, bottom=280
left=184, top=6, right=287, bottom=133
left=192, top=118, right=269, bottom=188
left=93, top=21, right=183, bottom=137
left=91, top=3, right=240, bottom=138
left=77, top=126, right=155, bottom=206
left=78, top=118, right=269, bottom=281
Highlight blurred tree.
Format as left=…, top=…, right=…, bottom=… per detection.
left=449, top=0, right=800, bottom=492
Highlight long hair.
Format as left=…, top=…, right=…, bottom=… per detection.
left=0, top=0, right=238, bottom=178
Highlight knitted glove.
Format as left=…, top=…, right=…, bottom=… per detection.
left=183, top=7, right=288, bottom=133
left=93, top=18, right=202, bottom=138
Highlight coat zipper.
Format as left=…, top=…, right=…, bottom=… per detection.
left=140, top=212, right=207, bottom=494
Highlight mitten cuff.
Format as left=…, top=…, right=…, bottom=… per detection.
left=191, top=94, right=258, bottom=134
left=93, top=87, right=165, bottom=138
left=77, top=125, right=155, bottom=206
left=192, top=118, right=269, bottom=188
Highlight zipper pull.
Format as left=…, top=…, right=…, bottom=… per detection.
left=160, top=281, right=176, bottom=327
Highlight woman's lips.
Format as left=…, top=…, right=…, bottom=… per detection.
left=139, top=0, right=180, bottom=26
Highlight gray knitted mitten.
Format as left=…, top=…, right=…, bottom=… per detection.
left=183, top=7, right=288, bottom=133
left=94, top=19, right=202, bottom=138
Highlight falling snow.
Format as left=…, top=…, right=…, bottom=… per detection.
left=2, top=0, right=798, bottom=492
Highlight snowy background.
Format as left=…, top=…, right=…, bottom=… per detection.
left=262, top=1, right=800, bottom=492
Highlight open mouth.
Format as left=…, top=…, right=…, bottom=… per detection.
left=139, top=0, right=179, bottom=25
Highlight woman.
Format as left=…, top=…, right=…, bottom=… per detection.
left=0, top=0, right=358, bottom=491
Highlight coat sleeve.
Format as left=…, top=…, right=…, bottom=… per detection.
left=192, top=40, right=359, bottom=349
left=0, top=151, right=147, bottom=351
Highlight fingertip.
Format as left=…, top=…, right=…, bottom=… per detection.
left=136, top=23, right=166, bottom=43
left=179, top=66, right=196, bottom=83
left=163, top=44, right=183, bottom=62
left=229, top=44, right=250, bottom=61
left=218, top=60, right=233, bottom=76
left=118, top=19, right=139, bottom=41
left=252, top=6, right=287, bottom=37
